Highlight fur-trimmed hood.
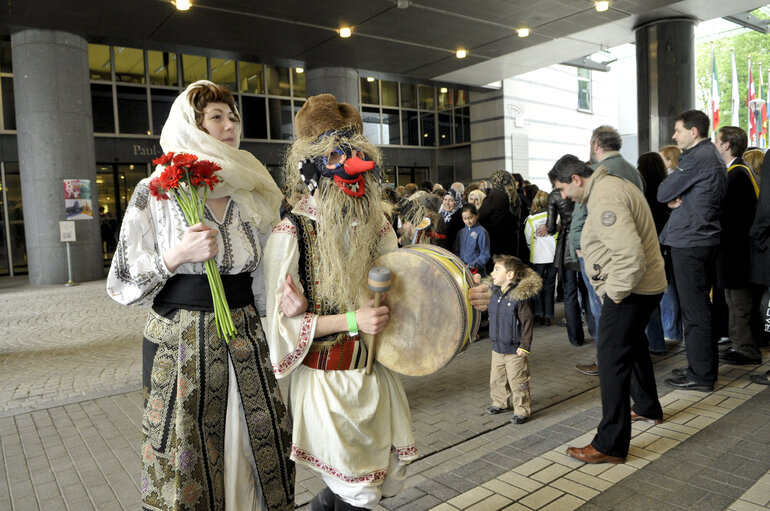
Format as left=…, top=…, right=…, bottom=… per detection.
left=488, top=266, right=542, bottom=301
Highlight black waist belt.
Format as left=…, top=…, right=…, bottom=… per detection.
left=153, top=273, right=254, bottom=311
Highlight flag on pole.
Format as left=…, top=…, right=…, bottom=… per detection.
left=748, top=56, right=756, bottom=143
left=731, top=50, right=740, bottom=126
left=711, top=48, right=720, bottom=135
left=761, top=64, right=768, bottom=148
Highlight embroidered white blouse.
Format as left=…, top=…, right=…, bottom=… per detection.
left=106, top=178, right=269, bottom=311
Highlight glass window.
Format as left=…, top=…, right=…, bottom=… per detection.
left=292, top=68, right=306, bottom=99
left=4, top=162, right=26, bottom=273
left=182, top=54, right=207, bottom=86
left=382, top=109, right=400, bottom=145
left=438, top=88, right=452, bottom=110
left=400, top=83, right=417, bottom=109
left=360, top=78, right=379, bottom=105
left=421, top=112, right=435, bottom=146
left=88, top=44, right=112, bottom=81
left=454, top=106, right=470, bottom=144
left=151, top=89, right=177, bottom=135
left=402, top=110, right=419, bottom=146
left=118, top=164, right=148, bottom=220
left=381, top=166, right=396, bottom=187
left=381, top=81, right=398, bottom=107
left=113, top=47, right=145, bottom=84
left=578, top=68, right=592, bottom=112
left=0, top=39, right=11, bottom=73
left=361, top=107, right=381, bottom=144
left=438, top=112, right=451, bottom=146
left=455, top=89, right=468, bottom=107
left=211, top=58, right=236, bottom=91
left=2, top=77, right=15, bottom=130
left=268, top=98, right=293, bottom=140
left=148, top=51, right=178, bottom=86
left=418, top=85, right=434, bottom=110
left=239, top=61, right=264, bottom=94
left=241, top=96, right=268, bottom=139
left=96, top=167, right=118, bottom=231
left=91, top=83, right=115, bottom=133
left=116, top=85, right=149, bottom=135
left=266, top=65, right=290, bottom=96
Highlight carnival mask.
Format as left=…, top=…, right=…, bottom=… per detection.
left=300, top=130, right=378, bottom=197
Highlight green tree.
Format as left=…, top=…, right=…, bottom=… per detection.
left=697, top=9, right=770, bottom=135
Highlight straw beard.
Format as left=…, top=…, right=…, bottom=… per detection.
left=284, top=132, right=387, bottom=311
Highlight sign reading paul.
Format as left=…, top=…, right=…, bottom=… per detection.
left=63, top=179, right=94, bottom=220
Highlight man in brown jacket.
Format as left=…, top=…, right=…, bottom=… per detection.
left=549, top=154, right=667, bottom=464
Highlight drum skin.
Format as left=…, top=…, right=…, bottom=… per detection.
left=368, top=245, right=480, bottom=376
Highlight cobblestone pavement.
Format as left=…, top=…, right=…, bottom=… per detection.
left=1, top=277, right=768, bottom=510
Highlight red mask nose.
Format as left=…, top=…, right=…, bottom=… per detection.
left=343, top=156, right=375, bottom=176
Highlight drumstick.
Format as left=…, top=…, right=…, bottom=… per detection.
left=366, top=267, right=392, bottom=375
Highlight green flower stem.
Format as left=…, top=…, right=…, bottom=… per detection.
left=169, top=182, right=236, bottom=343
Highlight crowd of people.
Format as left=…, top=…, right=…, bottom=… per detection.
left=105, top=78, right=770, bottom=511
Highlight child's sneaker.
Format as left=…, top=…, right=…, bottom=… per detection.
left=511, top=414, right=529, bottom=424
left=486, top=405, right=504, bottom=415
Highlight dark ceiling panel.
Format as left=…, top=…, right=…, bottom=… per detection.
left=193, top=0, right=395, bottom=28
left=356, top=8, right=515, bottom=51
left=472, top=32, right=556, bottom=59
left=148, top=8, right=333, bottom=62
left=404, top=54, right=487, bottom=79
left=296, top=37, right=450, bottom=76
left=535, top=8, right=629, bottom=38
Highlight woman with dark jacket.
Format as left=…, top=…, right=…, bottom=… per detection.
left=479, top=170, right=521, bottom=272
left=748, top=155, right=770, bottom=385
left=545, top=188, right=588, bottom=346
left=637, top=152, right=671, bottom=354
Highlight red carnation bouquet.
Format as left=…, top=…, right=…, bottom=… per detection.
left=150, top=151, right=236, bottom=342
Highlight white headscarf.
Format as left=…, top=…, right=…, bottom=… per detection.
left=156, top=80, right=282, bottom=234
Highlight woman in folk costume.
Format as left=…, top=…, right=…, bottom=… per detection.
left=106, top=80, right=294, bottom=511
left=263, top=94, right=414, bottom=510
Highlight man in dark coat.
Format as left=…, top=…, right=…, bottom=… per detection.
left=713, top=126, right=761, bottom=365
left=479, top=170, right=521, bottom=272
left=748, top=153, right=770, bottom=385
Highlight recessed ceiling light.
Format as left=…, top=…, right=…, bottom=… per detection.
left=339, top=27, right=352, bottom=38
left=176, top=0, right=191, bottom=11
left=595, top=1, right=609, bottom=12
left=296, top=67, right=304, bottom=74
left=517, top=28, right=530, bottom=37
left=440, top=87, right=448, bottom=93
left=456, top=49, right=467, bottom=59
left=366, top=77, right=375, bottom=82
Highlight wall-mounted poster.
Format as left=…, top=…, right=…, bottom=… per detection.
left=64, top=179, right=94, bottom=220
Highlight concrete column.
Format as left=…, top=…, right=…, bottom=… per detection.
left=305, top=67, right=359, bottom=106
left=12, top=29, right=101, bottom=284
left=469, top=87, right=506, bottom=180
left=635, top=18, right=696, bottom=154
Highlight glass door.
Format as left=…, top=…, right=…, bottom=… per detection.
left=0, top=162, right=26, bottom=276
left=96, top=163, right=149, bottom=261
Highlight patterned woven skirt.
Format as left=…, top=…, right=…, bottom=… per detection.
left=140, top=305, right=294, bottom=510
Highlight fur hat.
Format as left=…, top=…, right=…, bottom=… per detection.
left=295, top=94, right=363, bottom=139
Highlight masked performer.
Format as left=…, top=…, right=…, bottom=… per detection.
left=107, top=81, right=294, bottom=511
left=264, top=94, right=489, bottom=510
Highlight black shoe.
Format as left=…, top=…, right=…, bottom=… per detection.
left=486, top=405, right=504, bottom=415
left=671, top=367, right=687, bottom=378
left=570, top=340, right=585, bottom=347
left=309, top=487, right=336, bottom=511
left=719, top=349, right=761, bottom=365
left=664, top=375, right=713, bottom=392
left=511, top=415, right=530, bottom=424
left=749, top=373, right=770, bottom=385
left=718, top=337, right=731, bottom=345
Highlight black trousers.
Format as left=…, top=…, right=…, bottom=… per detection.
left=560, top=267, right=584, bottom=345
left=592, top=293, right=663, bottom=458
left=671, top=245, right=720, bottom=384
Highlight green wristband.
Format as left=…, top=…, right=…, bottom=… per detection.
left=346, top=311, right=359, bottom=336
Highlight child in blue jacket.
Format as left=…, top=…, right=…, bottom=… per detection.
left=454, top=204, right=491, bottom=276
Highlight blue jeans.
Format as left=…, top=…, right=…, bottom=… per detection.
left=645, top=305, right=666, bottom=353
left=578, top=256, right=603, bottom=349
left=660, top=279, right=682, bottom=341
left=533, top=263, right=557, bottom=318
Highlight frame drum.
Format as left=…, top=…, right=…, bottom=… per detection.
left=369, top=245, right=481, bottom=376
